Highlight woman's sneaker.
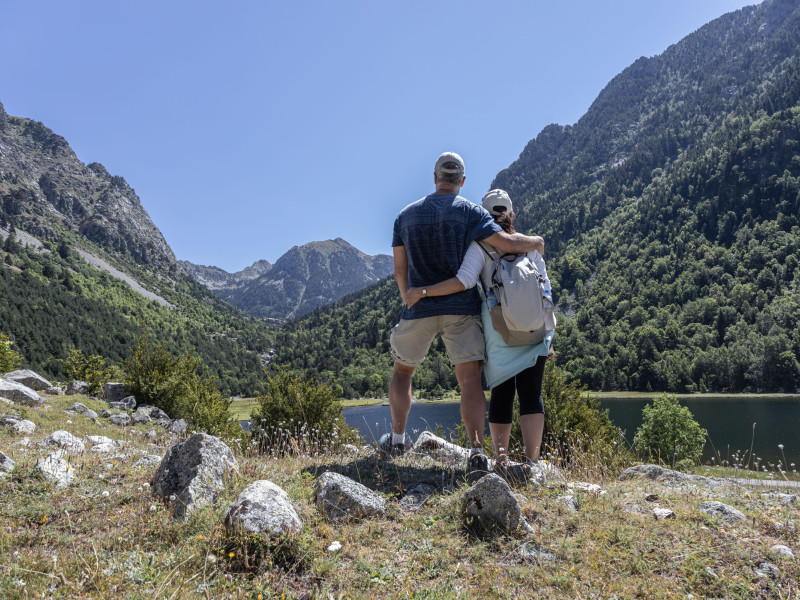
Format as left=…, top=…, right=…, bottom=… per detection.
left=467, top=451, right=489, bottom=474
left=378, top=433, right=410, bottom=458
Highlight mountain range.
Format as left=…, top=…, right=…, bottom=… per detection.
left=181, top=239, right=393, bottom=319
left=273, top=0, right=800, bottom=396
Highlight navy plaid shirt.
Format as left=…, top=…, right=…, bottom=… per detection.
left=392, top=193, right=501, bottom=320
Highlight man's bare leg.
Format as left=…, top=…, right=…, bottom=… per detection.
left=454, top=360, right=486, bottom=448
left=388, top=361, right=415, bottom=435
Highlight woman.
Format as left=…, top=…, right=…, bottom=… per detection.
left=405, top=189, right=554, bottom=481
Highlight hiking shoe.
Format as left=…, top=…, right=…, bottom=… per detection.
left=467, top=451, right=489, bottom=474
left=378, top=433, right=409, bottom=458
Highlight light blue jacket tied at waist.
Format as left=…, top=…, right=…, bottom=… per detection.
left=456, top=241, right=554, bottom=389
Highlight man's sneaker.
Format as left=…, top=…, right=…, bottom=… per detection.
left=467, top=451, right=489, bottom=474
left=378, top=433, right=409, bottom=458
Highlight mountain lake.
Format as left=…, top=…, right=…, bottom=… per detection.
left=338, top=394, right=800, bottom=467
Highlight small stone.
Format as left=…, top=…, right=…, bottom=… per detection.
left=35, top=454, right=74, bottom=487
left=754, top=562, right=780, bottom=579
left=645, top=493, right=659, bottom=502
left=327, top=541, right=342, bottom=553
left=109, top=413, right=131, bottom=426
left=653, top=508, right=675, bottom=520
left=38, top=430, right=85, bottom=453
left=518, top=542, right=556, bottom=562
left=224, top=480, right=302, bottom=536
left=0, top=450, right=14, bottom=474
left=769, top=544, right=794, bottom=558
left=557, top=495, right=579, bottom=512
left=314, top=471, right=386, bottom=522
left=461, top=473, right=533, bottom=534
left=1, top=417, right=36, bottom=435
left=699, top=501, right=745, bottom=523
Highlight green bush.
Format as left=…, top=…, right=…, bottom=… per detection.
left=59, top=348, right=124, bottom=395
left=123, top=320, right=240, bottom=439
left=634, top=393, right=706, bottom=466
left=0, top=332, right=21, bottom=374
left=251, top=369, right=358, bottom=454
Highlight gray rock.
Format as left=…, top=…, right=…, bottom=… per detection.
left=65, top=381, right=90, bottom=395
left=84, top=435, right=114, bottom=446
left=3, top=369, right=51, bottom=391
left=132, top=455, right=163, bottom=470
left=70, top=403, right=98, bottom=419
left=109, top=396, right=136, bottom=410
left=754, top=562, right=780, bottom=579
left=399, top=483, right=436, bottom=512
left=103, top=383, right=128, bottom=403
left=45, top=386, right=64, bottom=395
left=166, top=418, right=188, bottom=435
left=314, top=471, right=386, bottom=521
left=0, top=450, right=14, bottom=474
left=38, top=430, right=85, bottom=453
left=131, top=405, right=169, bottom=424
left=699, top=501, right=746, bottom=523
left=653, top=508, right=675, bottom=520
left=620, top=464, right=729, bottom=488
left=1, top=416, right=36, bottom=435
left=151, top=433, right=239, bottom=519
left=462, top=473, right=534, bottom=534
left=342, top=444, right=359, bottom=456
left=557, top=495, right=579, bottom=512
left=109, top=413, right=131, bottom=426
left=35, top=453, right=74, bottom=487
left=99, top=409, right=112, bottom=418
left=769, top=544, right=794, bottom=558
left=0, top=378, right=44, bottom=406
left=526, top=459, right=565, bottom=484
left=145, top=429, right=158, bottom=440
left=411, top=431, right=468, bottom=463
left=89, top=442, right=115, bottom=454
left=518, top=541, right=556, bottom=562
left=224, top=480, right=302, bottom=536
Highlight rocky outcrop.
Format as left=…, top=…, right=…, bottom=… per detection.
left=314, top=471, right=386, bottom=521
left=3, top=369, right=51, bottom=391
left=224, top=480, right=302, bottom=536
left=151, top=433, right=239, bottom=519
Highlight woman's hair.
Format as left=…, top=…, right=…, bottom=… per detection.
left=495, top=211, right=516, bottom=234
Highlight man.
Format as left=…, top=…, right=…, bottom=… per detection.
left=386, top=151, right=545, bottom=471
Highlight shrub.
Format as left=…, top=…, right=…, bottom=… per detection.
left=123, top=320, right=240, bottom=439
left=634, top=393, right=706, bottom=466
left=59, top=348, right=124, bottom=395
left=0, top=332, right=21, bottom=374
left=251, top=369, right=358, bottom=454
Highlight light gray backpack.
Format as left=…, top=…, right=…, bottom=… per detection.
left=479, top=243, right=556, bottom=346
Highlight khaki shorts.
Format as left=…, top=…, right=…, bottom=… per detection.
left=390, top=314, right=485, bottom=368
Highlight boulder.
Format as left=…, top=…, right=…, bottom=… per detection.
left=461, top=473, right=533, bottom=534
left=1, top=416, right=36, bottom=435
left=38, top=430, right=85, bottom=453
left=411, top=431, right=469, bottom=463
left=66, top=381, right=90, bottom=395
left=109, top=413, right=131, bottom=426
left=3, top=369, right=51, bottom=391
left=166, top=418, right=188, bottom=435
left=70, top=403, right=98, bottom=419
left=35, top=453, right=74, bottom=487
left=103, top=383, right=128, bottom=403
left=0, top=378, right=44, bottom=406
left=224, top=480, right=302, bottom=536
left=314, top=471, right=386, bottom=521
left=769, top=544, right=794, bottom=558
left=151, top=433, right=239, bottom=519
left=109, top=396, right=136, bottom=410
left=699, top=501, right=746, bottom=523
left=0, top=450, right=14, bottom=474
left=131, top=405, right=169, bottom=424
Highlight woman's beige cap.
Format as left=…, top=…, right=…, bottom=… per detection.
left=482, top=189, right=512, bottom=215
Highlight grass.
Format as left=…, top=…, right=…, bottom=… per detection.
left=1, top=393, right=798, bottom=598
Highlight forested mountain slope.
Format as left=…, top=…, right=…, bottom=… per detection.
left=0, top=101, right=275, bottom=395
left=274, top=0, right=800, bottom=394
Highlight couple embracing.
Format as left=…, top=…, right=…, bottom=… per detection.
left=384, top=151, right=555, bottom=481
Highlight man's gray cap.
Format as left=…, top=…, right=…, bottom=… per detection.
left=482, top=189, right=513, bottom=216
left=434, top=151, right=465, bottom=174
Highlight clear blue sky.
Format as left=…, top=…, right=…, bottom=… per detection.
left=1, top=1, right=759, bottom=272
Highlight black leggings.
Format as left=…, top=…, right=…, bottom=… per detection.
left=488, top=355, right=546, bottom=425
